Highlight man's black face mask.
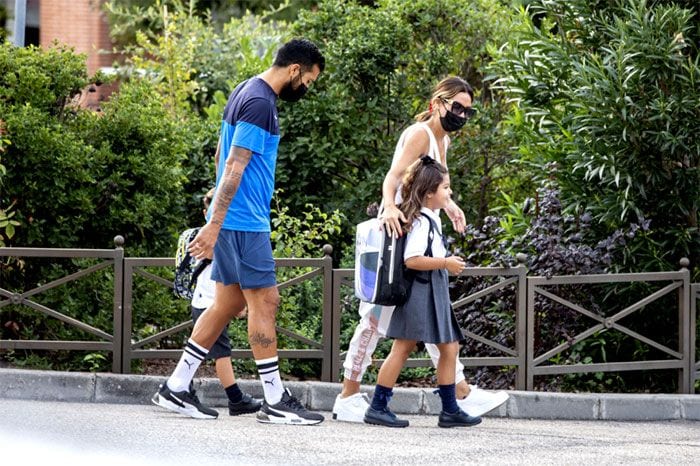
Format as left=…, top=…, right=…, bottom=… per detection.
left=279, top=70, right=308, bottom=102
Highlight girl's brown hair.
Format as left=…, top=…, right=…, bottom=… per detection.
left=203, top=188, right=215, bottom=211
left=399, top=156, right=448, bottom=231
left=415, top=76, right=474, bottom=122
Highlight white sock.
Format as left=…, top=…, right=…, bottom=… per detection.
left=256, top=356, right=284, bottom=404
left=166, top=338, right=207, bottom=392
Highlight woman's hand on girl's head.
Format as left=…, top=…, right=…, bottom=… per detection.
left=381, top=204, right=406, bottom=238
left=445, top=256, right=466, bottom=275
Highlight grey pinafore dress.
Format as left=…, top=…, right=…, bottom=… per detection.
left=385, top=214, right=464, bottom=344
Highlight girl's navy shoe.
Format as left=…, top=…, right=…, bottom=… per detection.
left=438, top=409, right=482, bottom=428
left=364, top=406, right=409, bottom=428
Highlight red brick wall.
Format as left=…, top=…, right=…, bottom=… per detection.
left=39, top=0, right=118, bottom=108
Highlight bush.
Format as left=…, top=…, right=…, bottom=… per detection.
left=270, top=193, right=345, bottom=379
left=0, top=43, right=196, bottom=371
left=451, top=172, right=677, bottom=392
left=0, top=42, right=193, bottom=254
left=489, top=0, right=700, bottom=279
left=0, top=118, right=18, bottom=246
left=278, top=0, right=519, bottom=238
left=109, top=2, right=288, bottom=117
left=105, top=0, right=524, bottom=251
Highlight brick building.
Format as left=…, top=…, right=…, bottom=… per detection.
left=4, top=0, right=118, bottom=108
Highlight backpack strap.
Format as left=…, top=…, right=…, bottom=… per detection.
left=412, top=213, right=437, bottom=285
left=420, top=212, right=436, bottom=257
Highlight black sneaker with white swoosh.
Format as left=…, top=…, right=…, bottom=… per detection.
left=256, top=388, right=324, bottom=425
left=152, top=383, right=219, bottom=419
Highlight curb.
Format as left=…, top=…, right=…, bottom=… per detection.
left=1, top=368, right=698, bottom=421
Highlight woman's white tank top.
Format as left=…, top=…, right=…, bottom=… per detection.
left=390, top=123, right=449, bottom=206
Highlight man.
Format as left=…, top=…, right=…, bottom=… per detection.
left=153, top=38, right=325, bottom=425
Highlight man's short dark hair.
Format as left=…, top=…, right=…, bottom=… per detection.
left=273, top=38, right=325, bottom=73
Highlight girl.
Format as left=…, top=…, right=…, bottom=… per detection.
left=363, top=157, right=482, bottom=428
left=335, top=76, right=508, bottom=423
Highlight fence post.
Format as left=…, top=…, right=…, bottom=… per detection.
left=112, top=235, right=125, bottom=373
left=515, top=253, right=528, bottom=390
left=321, top=244, right=334, bottom=382
left=330, top=268, right=341, bottom=384
left=679, top=258, right=691, bottom=393
left=691, top=283, right=699, bottom=394
left=526, top=259, right=537, bottom=391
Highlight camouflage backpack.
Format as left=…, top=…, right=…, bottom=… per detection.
left=173, top=227, right=212, bottom=300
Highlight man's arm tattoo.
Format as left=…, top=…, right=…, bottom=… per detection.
left=249, top=332, right=276, bottom=349
left=210, top=148, right=251, bottom=224
left=213, top=170, right=241, bottom=214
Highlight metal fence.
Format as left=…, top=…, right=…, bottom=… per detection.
left=0, top=241, right=697, bottom=392
left=0, top=240, right=124, bottom=372
left=527, top=265, right=692, bottom=391
left=119, top=248, right=335, bottom=379
left=332, top=262, right=529, bottom=387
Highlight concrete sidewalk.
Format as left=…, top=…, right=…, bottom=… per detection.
left=4, top=399, right=699, bottom=465
left=1, top=368, right=698, bottom=421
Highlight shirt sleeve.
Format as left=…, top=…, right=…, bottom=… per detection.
left=403, top=216, right=430, bottom=260
left=232, top=97, right=273, bottom=155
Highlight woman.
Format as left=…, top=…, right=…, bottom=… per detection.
left=333, top=76, right=509, bottom=423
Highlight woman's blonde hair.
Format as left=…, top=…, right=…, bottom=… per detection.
left=414, top=76, right=474, bottom=122
left=399, top=156, right=448, bottom=231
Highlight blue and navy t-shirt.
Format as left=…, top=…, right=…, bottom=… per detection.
left=214, top=77, right=280, bottom=232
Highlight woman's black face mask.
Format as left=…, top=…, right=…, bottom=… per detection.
left=279, top=70, right=308, bottom=102
left=438, top=97, right=471, bottom=132
left=440, top=109, right=468, bottom=132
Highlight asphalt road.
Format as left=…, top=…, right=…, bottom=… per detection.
left=1, top=399, right=698, bottom=465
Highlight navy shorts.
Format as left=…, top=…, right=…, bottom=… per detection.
left=210, top=230, right=276, bottom=290
left=191, top=306, right=232, bottom=360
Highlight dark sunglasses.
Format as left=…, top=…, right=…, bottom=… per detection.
left=440, top=97, right=476, bottom=119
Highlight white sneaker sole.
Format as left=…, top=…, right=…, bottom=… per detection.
left=331, top=394, right=370, bottom=423
left=458, top=391, right=509, bottom=417
left=331, top=410, right=366, bottom=423
left=153, top=395, right=218, bottom=420
left=256, top=410, right=323, bottom=425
